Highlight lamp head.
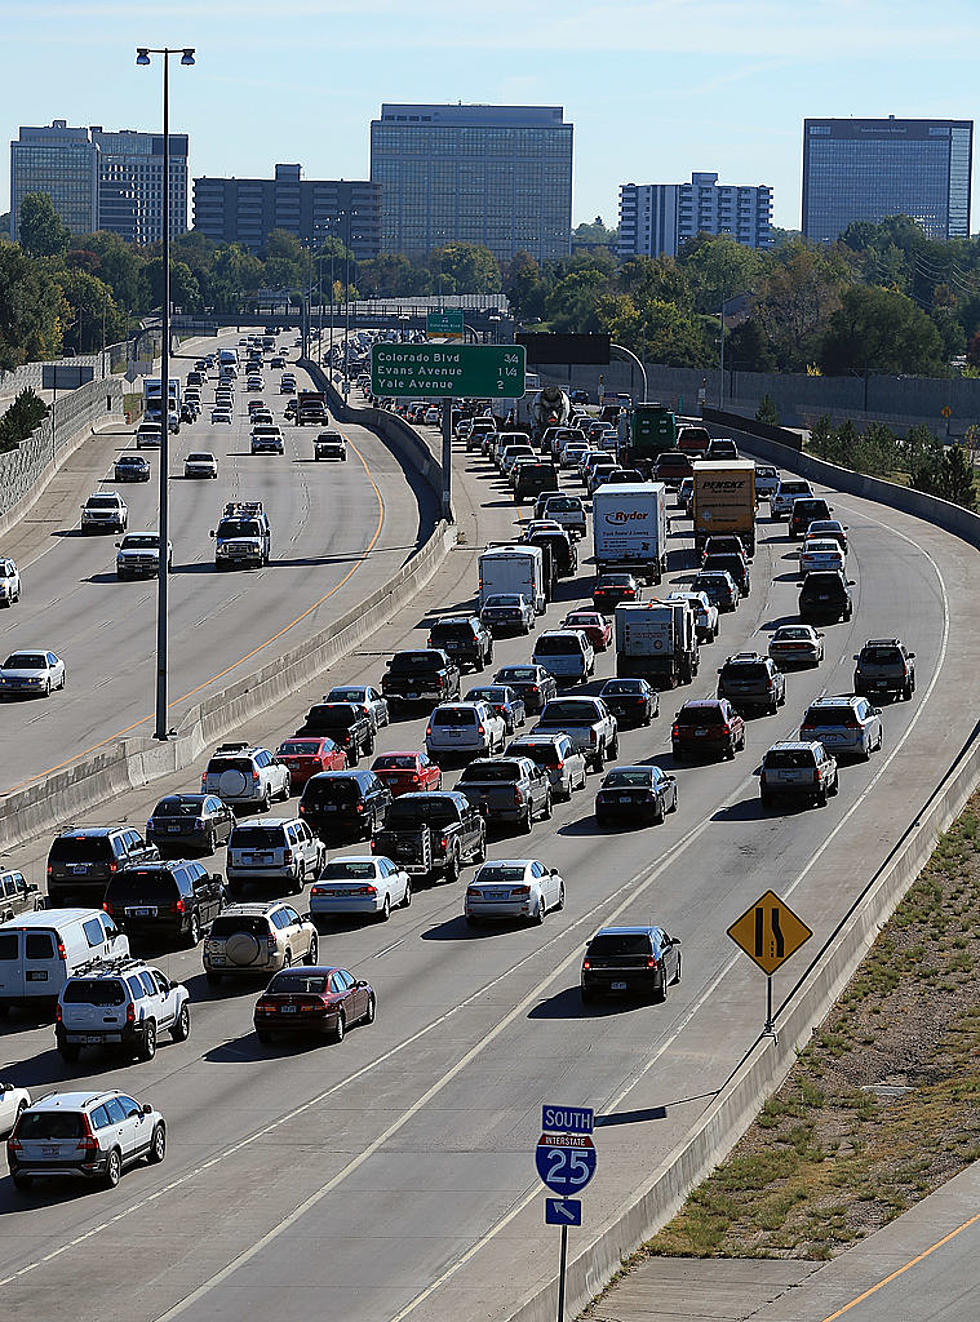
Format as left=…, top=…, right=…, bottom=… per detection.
left=180, top=48, right=195, bottom=65
left=136, top=48, right=151, bottom=65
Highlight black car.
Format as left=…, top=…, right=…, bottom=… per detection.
left=853, top=637, right=916, bottom=700
left=426, top=616, right=493, bottom=672
left=691, top=570, right=740, bottom=613
left=581, top=925, right=681, bottom=1002
left=113, top=454, right=151, bottom=483
left=514, top=462, right=560, bottom=503
left=492, top=664, right=558, bottom=714
left=299, top=770, right=392, bottom=840
left=701, top=552, right=750, bottom=596
left=146, top=794, right=235, bottom=855
left=295, top=703, right=375, bottom=764
left=594, top=765, right=677, bottom=828
left=799, top=571, right=853, bottom=624
left=525, top=529, right=578, bottom=579
left=789, top=496, right=834, bottom=540
left=103, top=860, right=226, bottom=947
left=597, top=678, right=659, bottom=726
left=46, top=827, right=160, bottom=908
left=716, top=653, right=786, bottom=715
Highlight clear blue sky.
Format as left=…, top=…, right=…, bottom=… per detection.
left=4, top=0, right=979, bottom=236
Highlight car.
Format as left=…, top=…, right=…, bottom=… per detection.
left=250, top=425, right=285, bottom=454
left=652, top=451, right=695, bottom=488
left=424, top=407, right=440, bottom=425
left=0, top=558, right=22, bottom=607
left=226, top=818, right=324, bottom=895
left=464, top=859, right=565, bottom=926
left=592, top=573, right=641, bottom=610
left=203, top=902, right=318, bottom=986
left=80, top=490, right=127, bottom=533
left=246, top=375, right=265, bottom=392
left=664, top=590, right=719, bottom=644
left=595, top=764, right=677, bottom=828
left=0, top=868, right=41, bottom=922
left=691, top=569, right=740, bottom=613
left=0, top=648, right=66, bottom=698
left=253, top=965, right=375, bottom=1044
left=103, top=859, right=225, bottom=947
left=799, top=537, right=846, bottom=577
left=768, top=625, right=824, bottom=668
left=480, top=593, right=535, bottom=635
left=211, top=408, right=233, bottom=424
left=492, top=664, right=558, bottom=713
left=853, top=638, right=916, bottom=700
left=760, top=741, right=839, bottom=809
left=299, top=769, right=392, bottom=840
left=580, top=926, right=681, bottom=1002
left=370, top=751, right=442, bottom=796
left=200, top=741, right=291, bottom=812
left=702, top=534, right=749, bottom=564
left=770, top=478, right=813, bottom=520
left=706, top=437, right=739, bottom=460
left=426, top=701, right=507, bottom=762
left=532, top=629, right=595, bottom=685
left=114, top=454, right=151, bottom=483
left=145, top=793, right=236, bottom=855
left=672, top=699, right=745, bottom=760
left=702, top=552, right=750, bottom=596
left=310, top=855, right=411, bottom=922
left=314, top=429, right=347, bottom=461
left=0, top=1083, right=31, bottom=1138
left=135, top=422, right=163, bottom=449
left=45, top=826, right=159, bottom=908
left=271, top=355, right=286, bottom=369
left=115, top=532, right=172, bottom=580
left=789, top=496, right=834, bottom=540
left=754, top=463, right=780, bottom=498
left=382, top=648, right=461, bottom=711
left=677, top=477, right=694, bottom=516
left=598, top=677, right=660, bottom=726
left=799, top=570, right=853, bottom=623
left=427, top=615, right=494, bottom=672
left=716, top=653, right=786, bottom=715
left=275, top=736, right=348, bottom=790
left=806, top=518, right=849, bottom=553
left=562, top=610, right=612, bottom=652
left=323, top=685, right=390, bottom=732
left=464, top=684, right=526, bottom=734
left=55, top=956, right=192, bottom=1063
left=6, top=1088, right=167, bottom=1190
left=800, top=695, right=883, bottom=760
left=184, top=451, right=219, bottom=479
left=540, top=494, right=587, bottom=540
left=295, top=702, right=375, bottom=764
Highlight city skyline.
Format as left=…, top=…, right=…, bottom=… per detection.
left=3, top=1, right=979, bottom=240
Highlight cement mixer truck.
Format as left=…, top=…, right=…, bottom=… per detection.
left=529, top=386, right=571, bottom=446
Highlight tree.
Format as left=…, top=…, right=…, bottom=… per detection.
left=55, top=269, right=127, bottom=353
left=18, top=192, right=70, bottom=259
left=618, top=256, right=693, bottom=313
left=543, top=266, right=608, bottom=332
left=755, top=393, right=780, bottom=426
left=430, top=242, right=500, bottom=294
left=0, top=239, right=66, bottom=368
left=966, top=329, right=980, bottom=368
left=808, top=415, right=835, bottom=460
left=678, top=234, right=766, bottom=314
left=724, top=319, right=776, bottom=372
left=572, top=216, right=617, bottom=247
left=76, top=230, right=145, bottom=314
left=0, top=387, right=48, bottom=454
left=357, top=253, right=432, bottom=298
left=138, top=257, right=202, bottom=313
left=754, top=239, right=849, bottom=371
left=503, top=250, right=547, bottom=322
left=819, top=285, right=945, bottom=377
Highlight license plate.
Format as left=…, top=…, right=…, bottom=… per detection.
left=26, top=970, right=48, bottom=981
left=209, top=956, right=226, bottom=965
left=79, top=1034, right=104, bottom=1044
left=695, top=728, right=707, bottom=737
left=407, top=692, right=418, bottom=700
left=69, top=864, right=89, bottom=874
left=611, top=980, right=628, bottom=991
left=167, top=824, right=182, bottom=833
left=281, top=1005, right=297, bottom=1013
left=42, top=1145, right=61, bottom=1156
left=128, top=907, right=156, bottom=918
left=325, top=804, right=337, bottom=811
left=486, top=889, right=510, bottom=900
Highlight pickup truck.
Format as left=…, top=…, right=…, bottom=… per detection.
left=533, top=696, right=619, bottom=773
left=372, top=791, right=486, bottom=884
left=381, top=649, right=461, bottom=713
left=455, top=757, right=553, bottom=832
left=295, top=702, right=375, bottom=765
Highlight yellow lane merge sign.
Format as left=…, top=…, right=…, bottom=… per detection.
left=728, top=889, right=812, bottom=975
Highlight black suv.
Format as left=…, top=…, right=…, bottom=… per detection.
left=789, top=496, right=834, bottom=540
left=103, top=860, right=225, bottom=947
left=702, top=551, right=750, bottom=596
left=146, top=794, right=236, bottom=855
left=514, top=462, right=559, bottom=503
left=853, top=638, right=916, bottom=701
left=426, top=617, right=493, bottom=672
left=525, top=528, right=578, bottom=579
left=382, top=648, right=461, bottom=712
left=799, top=570, right=853, bottom=623
left=295, top=703, right=375, bottom=764
left=299, top=770, right=392, bottom=840
left=717, top=652, right=786, bottom=715
left=46, top=827, right=160, bottom=908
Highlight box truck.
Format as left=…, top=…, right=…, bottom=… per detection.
left=592, top=483, right=668, bottom=583
left=692, top=459, right=757, bottom=556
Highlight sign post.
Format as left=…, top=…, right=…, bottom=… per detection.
left=728, top=890, right=812, bottom=1036
left=536, top=1106, right=595, bottom=1322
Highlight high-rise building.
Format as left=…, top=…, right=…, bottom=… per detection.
left=802, top=117, right=973, bottom=242
left=192, top=165, right=381, bottom=259
left=10, top=120, right=99, bottom=242
left=10, top=120, right=189, bottom=245
left=369, top=104, right=573, bottom=263
left=617, top=173, right=773, bottom=261
left=90, top=128, right=189, bottom=245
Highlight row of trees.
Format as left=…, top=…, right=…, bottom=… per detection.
left=808, top=416, right=975, bottom=508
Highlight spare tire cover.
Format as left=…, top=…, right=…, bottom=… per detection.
left=225, top=932, right=262, bottom=966
left=219, top=769, right=249, bottom=798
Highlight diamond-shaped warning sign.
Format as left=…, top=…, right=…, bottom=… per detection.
left=727, top=889, right=812, bottom=975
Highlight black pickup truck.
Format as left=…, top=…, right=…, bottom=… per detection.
left=381, top=648, right=461, bottom=713
left=372, top=791, right=485, bottom=884
left=295, top=702, right=375, bottom=764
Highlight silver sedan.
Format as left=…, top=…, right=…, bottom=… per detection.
left=310, top=855, right=411, bottom=922
left=323, top=685, right=390, bottom=732
left=464, top=858, right=565, bottom=926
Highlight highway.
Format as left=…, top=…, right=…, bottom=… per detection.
left=0, top=334, right=434, bottom=795
left=0, top=393, right=977, bottom=1322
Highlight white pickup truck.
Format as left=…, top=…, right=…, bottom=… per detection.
left=532, top=696, right=619, bottom=773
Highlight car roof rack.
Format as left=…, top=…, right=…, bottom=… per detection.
left=70, top=955, right=148, bottom=978
left=222, top=501, right=264, bottom=517
left=214, top=741, right=251, bottom=754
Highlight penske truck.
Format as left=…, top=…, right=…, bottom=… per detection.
left=692, top=459, right=757, bottom=557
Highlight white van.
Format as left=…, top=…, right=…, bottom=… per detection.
left=478, top=545, right=546, bottom=615
left=532, top=629, right=595, bottom=684
left=0, top=909, right=130, bottom=1014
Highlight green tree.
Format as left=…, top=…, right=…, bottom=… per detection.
left=55, top=269, right=127, bottom=353
left=430, top=242, right=500, bottom=294
left=0, top=239, right=66, bottom=367
left=618, top=256, right=693, bottom=314
left=503, top=250, right=547, bottom=322
left=938, top=444, right=977, bottom=508
left=357, top=253, right=432, bottom=298
left=819, top=285, right=945, bottom=377
left=572, top=216, right=617, bottom=247
left=18, top=192, right=70, bottom=259
left=679, top=234, right=766, bottom=314
left=724, top=318, right=776, bottom=371
left=755, top=239, right=849, bottom=371
left=755, top=393, right=780, bottom=426
left=75, top=230, right=145, bottom=315
left=544, top=266, right=608, bottom=332
left=0, top=387, right=49, bottom=454
left=138, top=257, right=202, bottom=314
left=808, top=414, right=835, bottom=459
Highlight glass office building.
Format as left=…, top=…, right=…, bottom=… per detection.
left=802, top=117, right=973, bottom=242
left=370, top=104, right=573, bottom=263
left=91, top=128, right=188, bottom=244
left=10, top=121, right=99, bottom=241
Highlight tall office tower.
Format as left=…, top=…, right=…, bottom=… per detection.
left=10, top=120, right=99, bottom=241
left=91, top=128, right=189, bottom=244
left=369, top=104, right=573, bottom=263
left=192, top=164, right=381, bottom=258
left=802, top=117, right=973, bottom=242
left=617, top=173, right=773, bottom=260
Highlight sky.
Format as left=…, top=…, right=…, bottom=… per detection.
left=3, top=0, right=980, bottom=235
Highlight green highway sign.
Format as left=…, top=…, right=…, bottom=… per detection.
left=372, top=343, right=526, bottom=399
left=426, top=309, right=464, bottom=339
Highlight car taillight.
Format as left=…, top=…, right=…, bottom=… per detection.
left=555, top=760, right=564, bottom=770
left=251, top=771, right=260, bottom=782
left=466, top=886, right=480, bottom=897
left=299, top=804, right=306, bottom=814
left=355, top=803, right=365, bottom=813
left=359, top=885, right=378, bottom=896
left=7, top=1137, right=22, bottom=1153
left=55, top=1003, right=63, bottom=1024
left=126, top=1002, right=135, bottom=1024
left=646, top=956, right=658, bottom=969
left=672, top=725, right=680, bottom=738
left=720, top=724, right=731, bottom=735
left=440, top=836, right=448, bottom=849
left=103, top=901, right=114, bottom=916
left=582, top=959, right=591, bottom=970
left=514, top=788, right=524, bottom=804
left=109, top=862, right=117, bottom=873
left=200, top=777, right=207, bottom=791
left=426, top=726, right=432, bottom=736
left=47, top=864, right=52, bottom=877
left=267, top=933, right=278, bottom=951
left=512, top=886, right=531, bottom=896
left=57, top=940, right=67, bottom=962
left=477, top=725, right=485, bottom=735
left=531, top=685, right=539, bottom=694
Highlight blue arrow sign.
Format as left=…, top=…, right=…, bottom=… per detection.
left=545, top=1198, right=582, bottom=1226
left=535, top=1132, right=597, bottom=1194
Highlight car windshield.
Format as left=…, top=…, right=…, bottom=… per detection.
left=206, top=757, right=253, bottom=775
left=4, top=653, right=46, bottom=669
left=541, top=700, right=594, bottom=721
left=106, top=872, right=177, bottom=903
left=485, top=596, right=522, bottom=608
left=599, top=576, right=633, bottom=587
left=509, top=743, right=557, bottom=767
left=268, top=973, right=329, bottom=994
left=389, top=653, right=443, bottom=672
left=535, top=636, right=582, bottom=655
left=16, top=1112, right=86, bottom=1140
left=432, top=708, right=477, bottom=725
left=303, top=705, right=356, bottom=729
left=386, top=798, right=458, bottom=828
left=62, top=978, right=126, bottom=1006
left=476, top=865, right=528, bottom=883
left=327, top=689, right=365, bottom=702
left=676, top=706, right=722, bottom=725
left=467, top=689, right=504, bottom=703
left=153, top=798, right=202, bottom=818
left=210, top=916, right=269, bottom=939
left=118, top=455, right=143, bottom=465
left=122, top=536, right=159, bottom=549
left=803, top=707, right=853, bottom=727
left=459, top=762, right=520, bottom=782
left=602, top=681, right=642, bottom=695
left=544, top=499, right=579, bottom=512
left=587, top=933, right=652, bottom=957
left=279, top=741, right=323, bottom=757
left=87, top=496, right=118, bottom=508
left=319, top=861, right=377, bottom=879
left=861, top=647, right=902, bottom=664
left=231, top=827, right=286, bottom=848
left=48, top=837, right=107, bottom=862
left=722, top=663, right=770, bottom=681
left=373, top=755, right=418, bottom=770
left=430, top=624, right=473, bottom=642
left=305, top=778, right=359, bottom=804
left=498, top=668, right=537, bottom=683
left=773, top=629, right=813, bottom=642
left=603, top=770, right=653, bottom=788
left=216, top=520, right=262, bottom=538
left=187, top=453, right=212, bottom=463
left=766, top=750, right=816, bottom=769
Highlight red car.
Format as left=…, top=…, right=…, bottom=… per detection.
left=275, top=736, right=347, bottom=790
left=370, top=751, right=442, bottom=797
left=671, top=699, right=745, bottom=761
left=592, top=574, right=641, bottom=611
left=562, top=609, right=612, bottom=651
left=253, top=965, right=376, bottom=1044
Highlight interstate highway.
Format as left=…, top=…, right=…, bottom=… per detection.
left=0, top=409, right=977, bottom=1322
left=0, top=334, right=434, bottom=795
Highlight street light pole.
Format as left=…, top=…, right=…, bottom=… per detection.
left=137, top=44, right=195, bottom=741
left=343, top=211, right=354, bottom=397
left=610, top=343, right=648, bottom=403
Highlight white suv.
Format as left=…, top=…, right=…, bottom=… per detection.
left=226, top=818, right=324, bottom=896
left=56, top=957, right=191, bottom=1064
left=80, top=491, right=128, bottom=533
left=203, top=902, right=318, bottom=986
left=7, top=1088, right=166, bottom=1191
left=200, top=742, right=290, bottom=811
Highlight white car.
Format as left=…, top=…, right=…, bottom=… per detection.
left=81, top=491, right=128, bottom=533
left=115, top=532, right=173, bottom=580
left=771, top=478, right=813, bottom=519
left=0, top=558, right=21, bottom=607
left=425, top=701, right=507, bottom=761
left=799, top=538, right=846, bottom=577
left=323, top=685, right=390, bottom=732
left=464, top=858, right=565, bottom=925
left=755, top=464, right=780, bottom=498
left=424, top=407, right=440, bottom=425
left=250, top=425, right=284, bottom=454
left=0, top=648, right=66, bottom=697
left=0, top=1082, right=31, bottom=1137
left=665, top=590, right=719, bottom=644
left=768, top=624, right=825, bottom=668
left=309, top=855, right=411, bottom=921
left=211, top=408, right=233, bottom=424
left=184, top=451, right=219, bottom=478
